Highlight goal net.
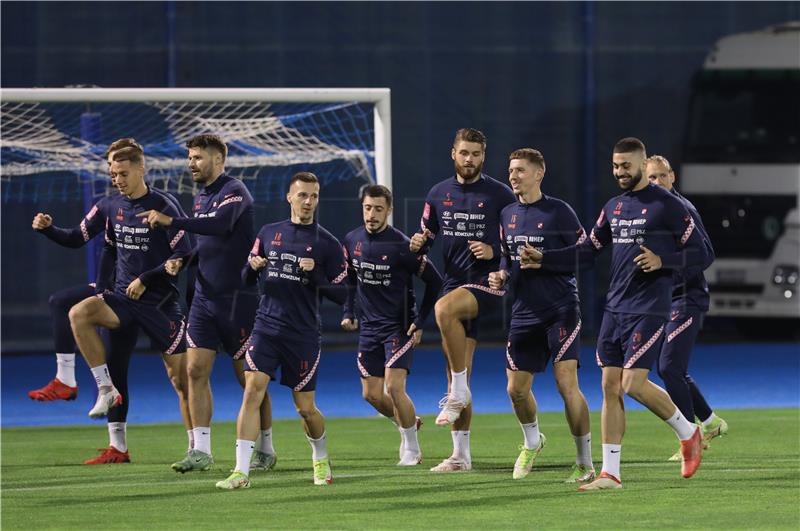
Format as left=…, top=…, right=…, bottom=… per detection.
left=0, top=88, right=392, bottom=203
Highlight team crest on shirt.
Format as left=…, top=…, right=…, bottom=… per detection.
left=271, top=232, right=282, bottom=246
left=354, top=242, right=362, bottom=257
left=443, top=193, right=453, bottom=207
left=613, top=202, right=623, bottom=215
left=116, top=207, right=124, bottom=221
left=508, top=214, right=517, bottom=229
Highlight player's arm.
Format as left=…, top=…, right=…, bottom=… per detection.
left=33, top=200, right=109, bottom=248
left=410, top=198, right=438, bottom=253
left=539, top=202, right=594, bottom=273
left=411, top=254, right=443, bottom=328
left=486, top=186, right=518, bottom=261
left=538, top=206, right=605, bottom=272
left=308, top=239, right=349, bottom=306
left=340, top=244, right=359, bottom=330
left=137, top=203, right=195, bottom=288
left=139, top=187, right=251, bottom=236
left=242, top=234, right=267, bottom=286
left=94, top=221, right=117, bottom=293
left=489, top=223, right=512, bottom=289
left=645, top=202, right=709, bottom=272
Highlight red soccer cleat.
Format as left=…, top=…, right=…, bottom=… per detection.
left=680, top=426, right=703, bottom=478
left=28, top=378, right=78, bottom=401
left=84, top=446, right=131, bottom=465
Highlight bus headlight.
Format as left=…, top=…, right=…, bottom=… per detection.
left=773, top=265, right=799, bottom=286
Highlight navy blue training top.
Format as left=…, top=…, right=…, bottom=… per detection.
left=419, top=174, right=516, bottom=290
left=245, top=219, right=348, bottom=340
left=171, top=174, right=255, bottom=299
left=542, top=183, right=709, bottom=318
left=499, top=194, right=587, bottom=327
left=342, top=224, right=442, bottom=336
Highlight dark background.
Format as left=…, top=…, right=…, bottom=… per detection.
left=3, top=1, right=798, bottom=351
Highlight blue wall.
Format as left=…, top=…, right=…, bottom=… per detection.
left=2, top=2, right=799, bottom=349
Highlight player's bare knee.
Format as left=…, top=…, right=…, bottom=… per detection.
left=601, top=378, right=622, bottom=398
left=506, top=384, right=528, bottom=405
left=362, top=389, right=382, bottom=405
left=295, top=404, right=318, bottom=420
left=187, top=361, right=211, bottom=383
left=68, top=300, right=93, bottom=328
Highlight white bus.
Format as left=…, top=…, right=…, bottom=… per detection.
left=680, top=22, right=800, bottom=320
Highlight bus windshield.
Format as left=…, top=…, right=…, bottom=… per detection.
left=684, top=70, right=800, bottom=163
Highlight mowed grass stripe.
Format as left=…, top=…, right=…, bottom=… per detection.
left=2, top=409, right=799, bottom=530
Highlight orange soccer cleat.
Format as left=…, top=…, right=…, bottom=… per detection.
left=84, top=446, right=130, bottom=465
left=28, top=378, right=78, bottom=401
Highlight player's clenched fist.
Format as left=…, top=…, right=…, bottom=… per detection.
left=409, top=229, right=431, bottom=252
left=298, top=257, right=315, bottom=272
left=634, top=245, right=662, bottom=273
left=340, top=318, right=359, bottom=332
left=165, top=258, right=183, bottom=276
left=32, top=213, right=53, bottom=230
left=488, top=270, right=508, bottom=290
left=467, top=240, right=493, bottom=260
left=519, top=243, right=543, bottom=270
left=248, top=255, right=267, bottom=271
left=126, top=277, right=147, bottom=300
left=136, top=210, right=172, bottom=228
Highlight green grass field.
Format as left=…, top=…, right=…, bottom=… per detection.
left=2, top=408, right=799, bottom=530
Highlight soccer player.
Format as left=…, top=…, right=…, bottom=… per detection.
left=524, top=138, right=708, bottom=489
left=341, top=185, right=442, bottom=465
left=29, top=138, right=140, bottom=402
left=410, top=128, right=516, bottom=472
left=216, top=171, right=348, bottom=490
left=138, top=134, right=275, bottom=474
left=68, top=146, right=195, bottom=463
left=646, top=155, right=728, bottom=460
left=487, top=148, right=595, bottom=483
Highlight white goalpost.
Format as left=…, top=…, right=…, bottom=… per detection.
left=0, top=88, right=392, bottom=215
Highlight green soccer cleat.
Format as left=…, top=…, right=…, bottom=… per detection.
left=702, top=416, right=729, bottom=442
left=565, top=463, right=596, bottom=484
left=512, top=433, right=546, bottom=480
left=215, top=470, right=250, bottom=490
left=312, top=458, right=333, bottom=485
left=250, top=451, right=278, bottom=472
left=171, top=449, right=215, bottom=473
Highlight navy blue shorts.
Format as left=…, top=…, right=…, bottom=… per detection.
left=506, top=306, right=582, bottom=373
left=101, top=292, right=186, bottom=355
left=661, top=308, right=704, bottom=362
left=357, top=328, right=415, bottom=378
left=443, top=277, right=506, bottom=340
left=244, top=330, right=321, bottom=392
left=596, top=311, right=666, bottom=370
left=186, top=292, right=257, bottom=359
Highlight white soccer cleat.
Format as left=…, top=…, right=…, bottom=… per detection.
left=578, top=471, right=622, bottom=491
left=397, top=451, right=422, bottom=466
left=88, top=386, right=122, bottom=418
left=435, top=389, right=471, bottom=426
left=430, top=456, right=471, bottom=472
